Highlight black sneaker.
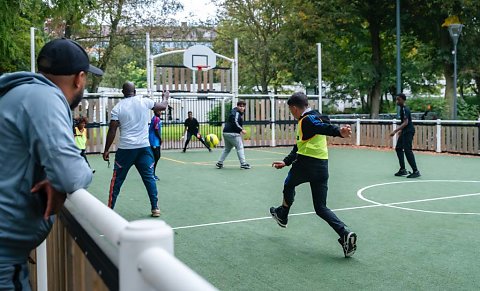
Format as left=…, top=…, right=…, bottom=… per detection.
left=208, top=148, right=212, bottom=152
left=407, top=170, right=421, bottom=178
left=216, top=162, right=223, bottom=169
left=240, top=163, right=251, bottom=169
left=338, top=232, right=357, bottom=258
left=394, top=169, right=408, bottom=176
left=269, top=206, right=288, bottom=228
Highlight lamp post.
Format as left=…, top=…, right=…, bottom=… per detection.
left=448, top=23, right=463, bottom=120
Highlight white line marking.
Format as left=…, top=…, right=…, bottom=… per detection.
left=357, top=180, right=480, bottom=216
left=173, top=180, right=480, bottom=230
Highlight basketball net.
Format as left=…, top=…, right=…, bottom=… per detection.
left=196, top=65, right=210, bottom=72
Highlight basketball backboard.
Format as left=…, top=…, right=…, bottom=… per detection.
left=183, top=45, right=217, bottom=71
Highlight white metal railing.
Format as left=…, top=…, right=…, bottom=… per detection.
left=328, top=118, right=480, bottom=153
left=38, top=189, right=218, bottom=291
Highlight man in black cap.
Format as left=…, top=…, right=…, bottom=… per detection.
left=0, top=38, right=103, bottom=290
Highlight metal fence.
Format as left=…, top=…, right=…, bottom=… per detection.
left=75, top=93, right=480, bottom=155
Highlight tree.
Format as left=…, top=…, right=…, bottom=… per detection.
left=0, top=0, right=47, bottom=73
left=402, top=0, right=480, bottom=118
left=214, top=0, right=290, bottom=94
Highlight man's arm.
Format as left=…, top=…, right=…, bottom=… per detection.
left=233, top=111, right=244, bottom=132
left=103, top=120, right=119, bottom=161
left=303, top=115, right=342, bottom=137
left=272, top=145, right=298, bottom=169
left=390, top=118, right=408, bottom=136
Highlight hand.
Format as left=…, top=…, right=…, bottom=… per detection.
left=103, top=151, right=110, bottom=161
left=340, top=125, right=352, bottom=138
left=390, top=129, right=401, bottom=137
left=196, top=133, right=201, bottom=139
left=272, top=161, right=286, bottom=169
left=31, top=179, right=66, bottom=219
left=241, top=129, right=247, bottom=135
left=163, top=90, right=170, bottom=101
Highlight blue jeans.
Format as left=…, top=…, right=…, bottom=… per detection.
left=0, top=262, right=30, bottom=291
left=108, top=147, right=158, bottom=210
left=283, top=156, right=348, bottom=237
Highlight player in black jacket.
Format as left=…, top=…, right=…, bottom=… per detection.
left=216, top=100, right=250, bottom=169
left=182, top=111, right=211, bottom=152
left=390, top=93, right=420, bottom=178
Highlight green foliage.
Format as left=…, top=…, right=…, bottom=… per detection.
left=0, top=0, right=47, bottom=73
left=457, top=99, right=479, bottom=120
left=406, top=97, right=448, bottom=119
left=214, top=0, right=291, bottom=93
left=207, top=101, right=232, bottom=125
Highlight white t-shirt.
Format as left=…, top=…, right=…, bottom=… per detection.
left=110, top=96, right=155, bottom=149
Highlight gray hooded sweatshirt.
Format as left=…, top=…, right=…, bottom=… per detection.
left=0, top=72, right=92, bottom=263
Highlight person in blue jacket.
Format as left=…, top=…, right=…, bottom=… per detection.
left=0, top=39, right=103, bottom=290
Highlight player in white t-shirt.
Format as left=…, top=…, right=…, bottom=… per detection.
left=103, top=82, right=169, bottom=217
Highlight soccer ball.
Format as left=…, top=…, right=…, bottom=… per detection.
left=205, top=133, right=219, bottom=148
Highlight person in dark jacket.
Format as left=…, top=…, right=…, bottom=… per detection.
left=270, top=92, right=357, bottom=258
left=390, top=93, right=420, bottom=178
left=216, top=100, right=250, bottom=169
left=182, top=111, right=211, bottom=152
left=0, top=38, right=102, bottom=290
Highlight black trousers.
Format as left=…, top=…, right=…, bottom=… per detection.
left=395, top=131, right=418, bottom=171
left=150, top=146, right=161, bottom=175
left=283, top=156, right=348, bottom=237
left=183, top=131, right=210, bottom=150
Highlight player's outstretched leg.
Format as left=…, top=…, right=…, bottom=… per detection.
left=269, top=206, right=289, bottom=228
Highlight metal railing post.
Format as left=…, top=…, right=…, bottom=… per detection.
left=436, top=119, right=442, bottom=153
left=119, top=220, right=174, bottom=291
left=392, top=119, right=397, bottom=148
left=356, top=118, right=361, bottom=146
left=270, top=93, right=276, bottom=147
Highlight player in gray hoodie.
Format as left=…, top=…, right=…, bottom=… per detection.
left=0, top=38, right=103, bottom=290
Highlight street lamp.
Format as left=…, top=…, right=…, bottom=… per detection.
left=448, top=23, right=463, bottom=120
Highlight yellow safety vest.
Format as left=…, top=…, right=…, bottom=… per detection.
left=296, top=116, right=328, bottom=159
left=75, top=127, right=87, bottom=150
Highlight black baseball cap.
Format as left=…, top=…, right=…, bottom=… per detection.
left=37, top=38, right=104, bottom=76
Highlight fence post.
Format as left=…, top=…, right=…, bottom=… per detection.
left=119, top=220, right=174, bottom=291
left=270, top=93, right=276, bottom=147
left=100, top=95, right=108, bottom=153
left=436, top=119, right=442, bottom=153
left=355, top=118, right=361, bottom=146
left=392, top=119, right=397, bottom=148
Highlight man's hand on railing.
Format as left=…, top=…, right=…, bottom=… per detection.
left=31, top=179, right=67, bottom=219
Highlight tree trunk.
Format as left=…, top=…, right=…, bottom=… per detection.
left=88, top=0, right=125, bottom=93
left=368, top=17, right=382, bottom=118
left=440, top=29, right=455, bottom=119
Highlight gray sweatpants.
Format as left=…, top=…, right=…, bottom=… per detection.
left=218, top=132, right=247, bottom=165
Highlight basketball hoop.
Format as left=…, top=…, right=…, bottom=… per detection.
left=196, top=65, right=210, bottom=71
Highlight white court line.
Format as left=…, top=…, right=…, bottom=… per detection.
left=172, top=204, right=379, bottom=230
left=357, top=180, right=480, bottom=216
left=172, top=189, right=480, bottom=230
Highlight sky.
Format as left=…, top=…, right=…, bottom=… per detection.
left=174, top=0, right=218, bottom=23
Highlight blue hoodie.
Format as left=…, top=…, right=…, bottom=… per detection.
left=0, top=72, right=92, bottom=263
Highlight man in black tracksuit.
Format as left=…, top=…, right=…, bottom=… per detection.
left=390, top=93, right=420, bottom=178
left=270, top=92, right=357, bottom=258
left=182, top=111, right=210, bottom=152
